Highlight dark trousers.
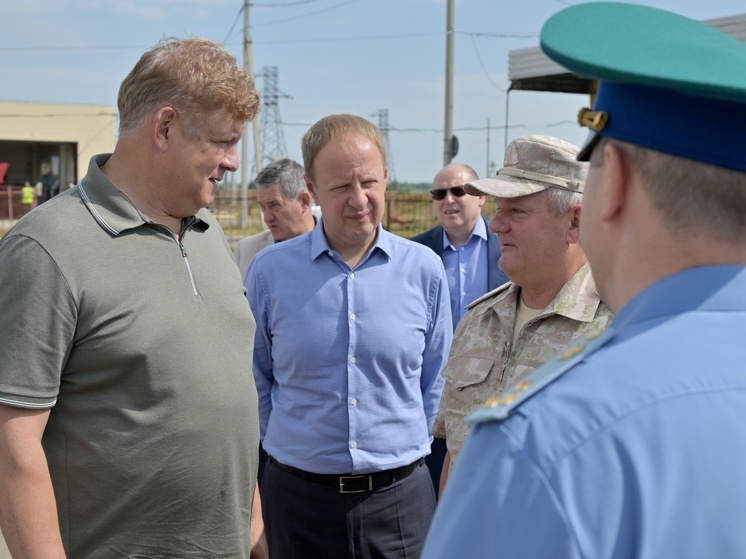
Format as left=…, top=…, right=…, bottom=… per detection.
left=425, top=437, right=447, bottom=498
left=262, top=458, right=436, bottom=559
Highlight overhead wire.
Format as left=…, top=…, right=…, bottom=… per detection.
left=251, top=0, right=363, bottom=28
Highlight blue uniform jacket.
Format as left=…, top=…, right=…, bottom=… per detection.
left=422, top=265, right=746, bottom=559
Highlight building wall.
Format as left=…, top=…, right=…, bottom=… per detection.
left=0, top=101, right=116, bottom=184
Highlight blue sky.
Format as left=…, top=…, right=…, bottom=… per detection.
left=2, top=0, right=745, bottom=182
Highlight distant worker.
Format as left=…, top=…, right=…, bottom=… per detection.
left=234, top=158, right=317, bottom=280
left=411, top=162, right=508, bottom=495
left=20, top=181, right=35, bottom=207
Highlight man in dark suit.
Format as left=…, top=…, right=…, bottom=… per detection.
left=412, top=162, right=508, bottom=496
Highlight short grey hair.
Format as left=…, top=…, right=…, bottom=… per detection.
left=594, top=138, right=746, bottom=243
left=254, top=158, right=307, bottom=199
left=545, top=187, right=583, bottom=215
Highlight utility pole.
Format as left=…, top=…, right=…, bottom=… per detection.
left=241, top=0, right=263, bottom=229
left=443, top=0, right=456, bottom=166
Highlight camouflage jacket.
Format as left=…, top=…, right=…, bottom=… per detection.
left=433, top=261, right=613, bottom=464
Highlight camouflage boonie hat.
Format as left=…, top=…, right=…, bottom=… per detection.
left=465, top=135, right=588, bottom=198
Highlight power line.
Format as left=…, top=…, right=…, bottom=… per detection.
left=458, top=31, right=537, bottom=39
left=251, top=0, right=328, bottom=6
left=252, top=0, right=363, bottom=28
left=470, top=35, right=506, bottom=93
left=222, top=4, right=246, bottom=45
left=0, top=30, right=536, bottom=53
left=279, top=120, right=578, bottom=132
left=256, top=31, right=441, bottom=45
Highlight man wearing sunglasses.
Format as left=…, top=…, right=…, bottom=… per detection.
left=413, top=164, right=509, bottom=332
left=412, top=163, right=509, bottom=497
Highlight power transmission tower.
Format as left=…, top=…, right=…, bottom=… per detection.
left=256, top=66, right=291, bottom=171
left=370, top=109, right=397, bottom=189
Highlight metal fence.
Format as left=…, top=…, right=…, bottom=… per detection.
left=210, top=190, right=498, bottom=239
left=1, top=186, right=37, bottom=222
left=1, top=188, right=498, bottom=240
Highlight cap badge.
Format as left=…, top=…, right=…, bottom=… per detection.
left=578, top=107, right=608, bottom=131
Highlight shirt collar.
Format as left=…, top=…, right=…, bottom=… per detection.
left=310, top=219, right=391, bottom=263
left=476, top=261, right=601, bottom=323
left=614, top=265, right=746, bottom=329
left=442, top=217, right=488, bottom=250
left=78, top=153, right=209, bottom=236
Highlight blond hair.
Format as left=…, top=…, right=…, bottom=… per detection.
left=117, top=37, right=259, bottom=134
left=302, top=114, right=387, bottom=180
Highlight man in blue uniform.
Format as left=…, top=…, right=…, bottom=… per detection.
left=422, top=3, right=746, bottom=558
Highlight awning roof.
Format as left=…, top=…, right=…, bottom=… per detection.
left=508, top=13, right=746, bottom=94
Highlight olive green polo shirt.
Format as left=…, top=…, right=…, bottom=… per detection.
left=0, top=154, right=258, bottom=558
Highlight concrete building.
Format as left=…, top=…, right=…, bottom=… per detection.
left=0, top=100, right=115, bottom=189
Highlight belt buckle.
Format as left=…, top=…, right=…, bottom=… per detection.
left=339, top=474, right=372, bottom=494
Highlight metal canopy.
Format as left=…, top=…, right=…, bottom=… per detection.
left=509, top=13, right=746, bottom=93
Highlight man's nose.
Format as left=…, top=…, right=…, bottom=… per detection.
left=489, top=211, right=507, bottom=234
left=347, top=184, right=367, bottom=208
left=221, top=145, right=240, bottom=172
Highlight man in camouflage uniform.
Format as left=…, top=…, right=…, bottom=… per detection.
left=433, top=135, right=612, bottom=488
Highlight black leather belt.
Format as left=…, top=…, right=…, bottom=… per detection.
left=269, top=456, right=424, bottom=493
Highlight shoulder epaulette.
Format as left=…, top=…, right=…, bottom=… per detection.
left=467, top=326, right=615, bottom=424
left=466, top=281, right=513, bottom=310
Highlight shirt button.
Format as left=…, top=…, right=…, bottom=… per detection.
left=350, top=357, right=356, bottom=364
left=350, top=313, right=356, bottom=320
left=351, top=441, right=358, bottom=449
left=351, top=398, right=357, bottom=405
left=349, top=272, right=355, bottom=279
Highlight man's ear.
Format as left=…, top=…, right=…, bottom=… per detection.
left=567, top=204, right=582, bottom=244
left=304, top=175, right=319, bottom=204
left=600, top=142, right=630, bottom=223
left=154, top=107, right=177, bottom=151
left=298, top=191, right=312, bottom=209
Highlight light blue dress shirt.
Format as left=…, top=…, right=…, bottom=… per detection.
left=422, top=266, right=746, bottom=558
left=441, top=218, right=489, bottom=330
left=245, top=221, right=452, bottom=475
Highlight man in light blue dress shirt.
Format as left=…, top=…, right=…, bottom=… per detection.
left=422, top=3, right=746, bottom=558
left=245, top=114, right=452, bottom=559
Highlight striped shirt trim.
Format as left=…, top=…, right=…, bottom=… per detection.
left=79, top=182, right=120, bottom=236
left=0, top=396, right=56, bottom=409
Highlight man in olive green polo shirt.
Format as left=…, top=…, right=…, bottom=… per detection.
left=0, top=38, right=264, bottom=558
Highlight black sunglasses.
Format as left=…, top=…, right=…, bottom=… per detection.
left=430, top=186, right=467, bottom=201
